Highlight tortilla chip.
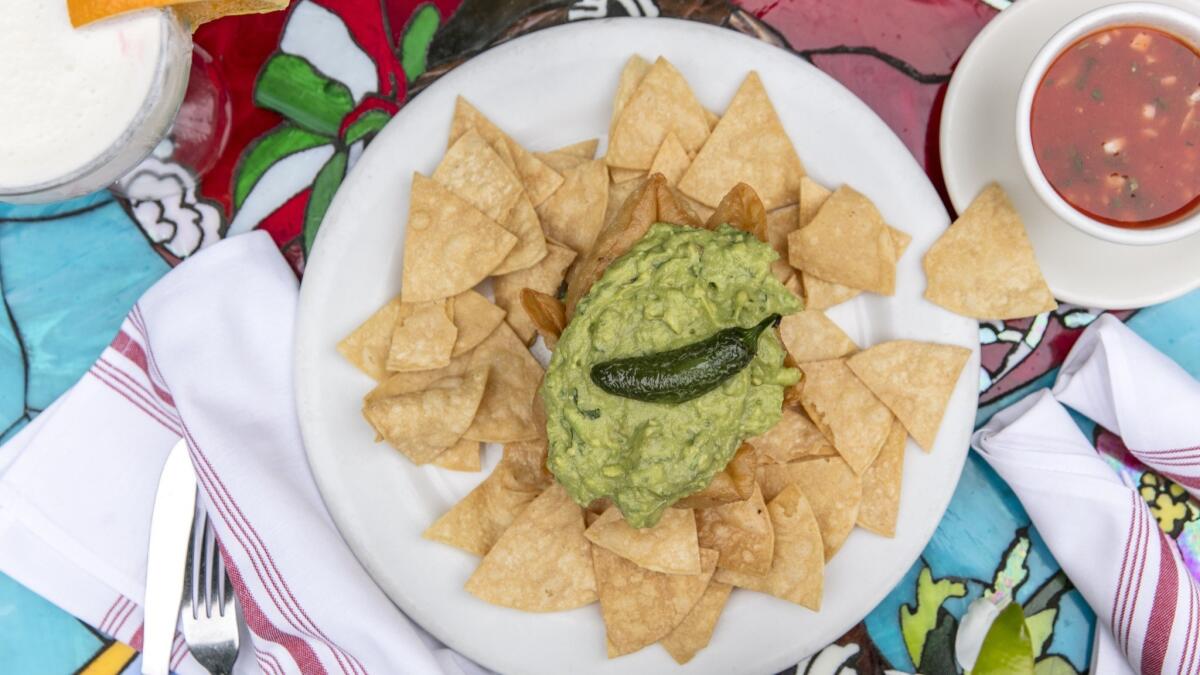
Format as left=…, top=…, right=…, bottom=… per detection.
left=362, top=366, right=488, bottom=464
left=846, top=340, right=971, bottom=451
left=596, top=547, right=718, bottom=657
left=674, top=443, right=757, bottom=509
left=800, top=273, right=861, bottom=310
left=401, top=174, right=516, bottom=302
left=798, top=176, right=831, bottom=229
left=678, top=72, right=804, bottom=210
left=463, top=322, right=545, bottom=443
left=713, top=484, right=823, bottom=609
left=608, top=55, right=653, bottom=142
left=424, top=448, right=543, bottom=555
left=533, top=150, right=588, bottom=174
left=448, top=97, right=563, bottom=206
left=450, top=290, right=507, bottom=356
left=857, top=419, right=905, bottom=537
left=338, top=296, right=401, bottom=381
left=766, top=205, right=798, bottom=269
left=554, top=139, right=600, bottom=159
left=432, top=438, right=482, bottom=472
left=798, top=359, right=893, bottom=474
left=585, top=506, right=701, bottom=575
left=434, top=129, right=524, bottom=224
left=536, top=160, right=609, bottom=254
left=648, top=132, right=691, bottom=187
left=494, top=195, right=549, bottom=275
left=365, top=354, right=471, bottom=402
left=778, top=311, right=857, bottom=363
left=655, top=180, right=703, bottom=229
left=659, top=580, right=732, bottom=665
left=386, top=299, right=457, bottom=372
left=787, top=456, right=862, bottom=560
left=696, top=484, right=773, bottom=575
left=746, top=406, right=833, bottom=464
left=493, top=242, right=577, bottom=343
left=924, top=183, right=1056, bottom=319
left=465, top=483, right=596, bottom=611
left=705, top=182, right=767, bottom=243
left=520, top=289, right=567, bottom=348
left=610, top=167, right=646, bottom=184
left=606, top=57, right=711, bottom=170
left=788, top=186, right=895, bottom=295
left=704, top=108, right=720, bottom=129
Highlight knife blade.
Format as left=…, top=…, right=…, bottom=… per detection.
left=142, top=439, right=197, bottom=675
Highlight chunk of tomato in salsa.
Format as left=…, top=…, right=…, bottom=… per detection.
left=1031, top=25, right=1200, bottom=228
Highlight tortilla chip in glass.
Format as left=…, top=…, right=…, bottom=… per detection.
left=463, top=322, right=545, bottom=443
left=536, top=159, right=610, bottom=254
left=705, top=182, right=767, bottom=243
left=450, top=290, right=507, bottom=356
left=648, top=132, right=691, bottom=187
left=596, top=547, right=718, bottom=657
left=674, top=442, right=757, bottom=509
left=401, top=174, right=516, bottom=303
left=494, top=242, right=577, bottom=344
left=606, top=57, right=711, bottom=170
left=608, top=55, right=653, bottom=142
left=465, top=483, right=597, bottom=611
left=448, top=97, right=563, bottom=206
left=798, top=359, right=893, bottom=474
left=432, top=438, right=482, bottom=472
left=678, top=72, right=804, bottom=210
left=923, top=183, right=1056, bottom=319
left=659, top=580, right=733, bottom=665
left=857, top=419, right=906, bottom=537
left=778, top=311, right=857, bottom=364
left=713, top=484, right=823, bottom=609
left=337, top=296, right=402, bottom=381
left=847, top=340, right=971, bottom=451
left=696, top=484, right=774, bottom=575
left=361, top=366, right=488, bottom=464
left=434, top=129, right=524, bottom=224
left=585, top=506, right=701, bottom=575
left=788, top=186, right=896, bottom=295
left=385, top=299, right=457, bottom=373
left=746, top=406, right=833, bottom=464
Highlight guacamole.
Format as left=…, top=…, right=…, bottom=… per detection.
left=543, top=223, right=801, bottom=528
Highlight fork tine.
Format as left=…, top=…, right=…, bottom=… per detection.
left=206, top=523, right=219, bottom=618
left=198, top=512, right=211, bottom=619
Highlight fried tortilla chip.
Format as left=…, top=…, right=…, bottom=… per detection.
left=778, top=311, right=857, bottom=363
left=534, top=139, right=600, bottom=173
left=463, top=323, right=544, bottom=443
left=494, top=195, right=549, bottom=275
left=800, top=273, right=861, bottom=310
left=597, top=547, right=718, bottom=657
left=705, top=182, right=767, bottom=242
left=423, top=448, right=543, bottom=555
left=746, top=406, right=833, bottom=464
left=766, top=205, right=799, bottom=285
left=401, top=174, right=516, bottom=302
left=465, top=483, right=597, bottom=611
left=554, top=138, right=600, bottom=159
left=362, top=366, right=488, bottom=464
left=923, top=183, right=1056, bottom=319
left=536, top=159, right=609, bottom=254
left=338, top=296, right=402, bottom=381
left=847, top=340, right=971, bottom=451
left=713, top=484, right=823, bottom=609
left=431, top=438, right=482, bottom=472
left=608, top=55, right=653, bottom=142
left=659, top=580, right=732, bottom=665
left=648, top=132, right=691, bottom=187
left=450, top=290, right=506, bottom=356
left=434, top=130, right=524, bottom=224
left=586, top=506, right=701, bottom=575
left=696, top=484, right=774, bottom=575
left=784, top=456, right=862, bottom=561
left=798, top=359, right=893, bottom=474
left=788, top=186, right=896, bottom=295
left=365, top=354, right=471, bottom=402
left=520, top=289, right=567, bottom=348
left=386, top=299, right=457, bottom=372
left=798, top=176, right=831, bottom=229
left=493, top=242, right=577, bottom=344
left=448, top=97, right=563, bottom=206
left=674, top=443, right=757, bottom=509
left=606, top=57, right=711, bottom=170
left=857, top=420, right=906, bottom=537
left=678, top=72, right=804, bottom=210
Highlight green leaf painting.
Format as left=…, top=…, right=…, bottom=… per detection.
left=342, top=109, right=392, bottom=146
left=901, top=566, right=967, bottom=667
left=402, top=4, right=440, bottom=83
left=234, top=124, right=330, bottom=209
left=304, top=149, right=349, bottom=255
left=256, top=54, right=355, bottom=137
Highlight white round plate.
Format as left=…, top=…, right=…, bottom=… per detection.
left=297, top=18, right=979, bottom=675
left=941, top=0, right=1200, bottom=309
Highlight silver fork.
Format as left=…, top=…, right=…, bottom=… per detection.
left=181, top=505, right=241, bottom=675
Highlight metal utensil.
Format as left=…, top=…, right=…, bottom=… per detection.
left=181, top=506, right=241, bottom=675
left=142, top=440, right=197, bottom=675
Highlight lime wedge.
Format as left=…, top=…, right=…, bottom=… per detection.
left=972, top=603, right=1035, bottom=675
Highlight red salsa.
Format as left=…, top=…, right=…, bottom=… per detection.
left=1031, top=25, right=1200, bottom=228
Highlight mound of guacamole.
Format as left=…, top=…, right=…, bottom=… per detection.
left=543, top=223, right=801, bottom=528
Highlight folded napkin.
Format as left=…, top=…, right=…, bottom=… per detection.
left=973, top=315, right=1200, bottom=675
left=0, top=232, right=481, bottom=675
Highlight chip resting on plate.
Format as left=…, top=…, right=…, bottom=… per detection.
left=465, top=483, right=596, bottom=611
left=798, top=359, right=894, bottom=474
left=746, top=406, right=833, bottom=464
left=449, top=290, right=507, bottom=356
left=847, top=340, right=971, bottom=451
left=923, top=182, right=1057, bottom=319
left=448, top=97, right=563, bottom=206
left=765, top=204, right=799, bottom=287
left=679, top=72, right=804, bottom=210
left=778, top=311, right=857, bottom=364
left=434, top=129, right=524, bottom=224
left=857, top=419, right=906, bottom=537
left=608, top=55, right=653, bottom=142
left=463, top=323, right=545, bottom=443
left=673, top=442, right=757, bottom=509
left=756, top=455, right=862, bottom=561
left=696, top=483, right=774, bottom=575
left=337, top=296, right=403, bottom=381
left=534, top=139, right=599, bottom=172
left=361, top=366, right=488, bottom=464
left=648, top=132, right=691, bottom=187
left=705, top=182, right=768, bottom=242
left=401, top=174, right=516, bottom=302
left=493, top=242, right=577, bottom=344
left=585, top=506, right=701, bottom=575
left=536, top=159, right=610, bottom=254
left=385, top=299, right=456, bottom=372
left=788, top=185, right=897, bottom=295
left=496, top=195, right=550, bottom=275
left=659, top=580, right=733, bottom=665
left=431, top=438, right=482, bottom=472
left=606, top=57, right=711, bottom=170
left=713, top=484, right=823, bottom=609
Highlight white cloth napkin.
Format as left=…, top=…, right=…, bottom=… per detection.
left=973, top=315, right=1200, bottom=675
left=0, top=232, right=483, bottom=675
